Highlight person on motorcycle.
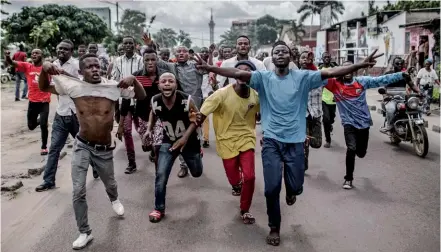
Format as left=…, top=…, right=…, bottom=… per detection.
left=380, top=57, right=420, bottom=133
left=416, top=58, right=439, bottom=113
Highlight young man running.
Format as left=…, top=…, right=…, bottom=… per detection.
left=319, top=52, right=337, bottom=148
left=147, top=72, right=202, bottom=223
left=324, top=61, right=418, bottom=189
left=197, top=60, right=259, bottom=224
left=39, top=53, right=146, bottom=249
left=195, top=41, right=383, bottom=246
left=5, top=49, right=50, bottom=155
left=299, top=51, right=322, bottom=171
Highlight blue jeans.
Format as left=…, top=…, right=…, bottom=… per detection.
left=42, top=113, right=79, bottom=186
left=155, top=143, right=203, bottom=212
left=261, top=138, right=304, bottom=230
left=15, top=72, right=27, bottom=99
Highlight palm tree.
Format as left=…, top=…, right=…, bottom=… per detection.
left=289, top=20, right=306, bottom=44
left=153, top=28, right=177, bottom=49
left=297, top=0, right=345, bottom=39
left=219, top=29, right=241, bottom=47
left=177, top=29, right=192, bottom=48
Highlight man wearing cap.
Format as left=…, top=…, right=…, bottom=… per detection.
left=197, top=60, right=260, bottom=224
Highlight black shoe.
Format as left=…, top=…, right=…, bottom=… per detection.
left=15, top=98, right=20, bottom=101
left=149, top=152, right=155, bottom=163
left=202, top=141, right=209, bottom=148
left=21, top=96, right=28, bottom=99
left=343, top=180, right=353, bottom=190
left=35, top=183, right=55, bottom=192
left=324, top=142, right=331, bottom=148
left=125, top=163, right=137, bottom=174
left=232, top=185, right=242, bottom=196
left=93, top=170, right=99, bottom=179
left=177, top=166, right=188, bottom=178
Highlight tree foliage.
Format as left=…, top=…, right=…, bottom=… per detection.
left=1, top=0, right=11, bottom=15
left=177, top=30, right=192, bottom=48
left=1, top=4, right=109, bottom=52
left=118, top=9, right=146, bottom=37
left=153, top=28, right=178, bottom=49
left=382, top=0, right=440, bottom=11
left=297, top=0, right=345, bottom=24
left=29, top=20, right=59, bottom=48
left=219, top=29, right=242, bottom=47
left=256, top=24, right=278, bottom=45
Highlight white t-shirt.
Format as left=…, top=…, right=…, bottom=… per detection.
left=201, top=74, right=212, bottom=98
left=417, top=68, right=439, bottom=86
left=263, top=56, right=298, bottom=71
left=216, top=56, right=265, bottom=87
left=52, top=75, right=135, bottom=101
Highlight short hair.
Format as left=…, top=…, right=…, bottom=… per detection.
left=60, top=39, right=74, bottom=51
left=159, top=72, right=176, bottom=80
left=143, top=47, right=157, bottom=56
left=322, top=51, right=330, bottom=57
left=200, top=47, right=208, bottom=51
left=79, top=53, right=99, bottom=70
left=19, top=44, right=24, bottom=50
left=78, top=44, right=86, bottom=48
left=393, top=57, right=404, bottom=63
left=159, top=48, right=170, bottom=54
left=236, top=35, right=250, bottom=44
left=88, top=43, right=98, bottom=47
left=122, top=36, right=135, bottom=42
left=271, top=41, right=291, bottom=56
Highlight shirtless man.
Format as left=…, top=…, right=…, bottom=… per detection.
left=38, top=53, right=146, bottom=250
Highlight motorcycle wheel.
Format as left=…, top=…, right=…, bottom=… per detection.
left=413, top=125, right=429, bottom=158
left=1, top=76, right=8, bottom=84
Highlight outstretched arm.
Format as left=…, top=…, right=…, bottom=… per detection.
left=205, top=65, right=252, bottom=83
left=39, top=62, right=61, bottom=95
left=4, top=51, right=17, bottom=67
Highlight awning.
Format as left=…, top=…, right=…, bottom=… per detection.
left=399, top=18, right=440, bottom=28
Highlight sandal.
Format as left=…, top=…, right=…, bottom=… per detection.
left=232, top=185, right=241, bottom=196
left=266, top=228, right=280, bottom=246
left=148, top=210, right=164, bottom=223
left=241, top=212, right=255, bottom=224
left=286, top=195, right=297, bottom=206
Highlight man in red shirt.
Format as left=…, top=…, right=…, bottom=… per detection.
left=5, top=49, right=51, bottom=155
left=13, top=44, right=28, bottom=101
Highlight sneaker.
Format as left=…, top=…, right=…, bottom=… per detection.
left=232, top=185, right=242, bottom=196
left=72, top=233, right=94, bottom=250
left=40, top=149, right=48, bottom=156
left=21, top=96, right=28, bottom=99
left=324, top=142, right=331, bottom=148
left=202, top=141, right=209, bottom=148
left=177, top=166, right=188, bottom=178
left=343, top=180, right=353, bottom=190
left=124, top=163, right=137, bottom=174
left=35, top=183, right=55, bottom=192
left=111, top=199, right=124, bottom=216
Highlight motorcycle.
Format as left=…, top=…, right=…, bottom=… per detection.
left=379, top=87, right=429, bottom=157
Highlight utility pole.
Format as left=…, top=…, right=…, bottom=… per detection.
left=201, top=32, right=204, bottom=47
left=116, top=1, right=119, bottom=33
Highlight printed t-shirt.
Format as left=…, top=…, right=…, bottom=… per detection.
left=16, top=62, right=51, bottom=103
left=200, top=84, right=259, bottom=159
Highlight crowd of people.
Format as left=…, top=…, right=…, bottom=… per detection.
left=4, top=30, right=439, bottom=249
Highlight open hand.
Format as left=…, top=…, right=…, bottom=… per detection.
left=209, top=43, right=216, bottom=54
left=142, top=32, right=153, bottom=46
left=362, top=49, right=384, bottom=68
left=5, top=51, right=10, bottom=57
left=193, top=53, right=210, bottom=71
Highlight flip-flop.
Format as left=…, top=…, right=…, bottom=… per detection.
left=241, top=212, right=255, bottom=224
left=266, top=232, right=280, bottom=246
left=149, top=210, right=164, bottom=223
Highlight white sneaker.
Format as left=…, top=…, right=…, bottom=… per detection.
left=112, top=199, right=124, bottom=216
left=72, top=233, right=93, bottom=250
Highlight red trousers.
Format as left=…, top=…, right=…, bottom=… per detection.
left=222, top=149, right=255, bottom=212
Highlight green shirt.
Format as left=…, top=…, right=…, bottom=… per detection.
left=320, top=66, right=335, bottom=105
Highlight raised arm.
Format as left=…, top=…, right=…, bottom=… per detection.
left=4, top=51, right=17, bottom=67
left=118, top=76, right=147, bottom=100
left=38, top=62, right=60, bottom=95
left=194, top=53, right=251, bottom=82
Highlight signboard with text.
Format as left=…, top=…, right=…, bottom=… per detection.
left=367, top=15, right=378, bottom=36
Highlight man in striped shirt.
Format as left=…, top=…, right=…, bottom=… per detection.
left=111, top=36, right=144, bottom=174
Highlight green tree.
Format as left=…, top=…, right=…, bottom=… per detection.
left=153, top=28, right=177, bottom=49
left=256, top=24, right=278, bottom=45
left=256, top=14, right=278, bottom=28
left=103, top=33, right=123, bottom=56
left=219, top=29, right=241, bottom=47
left=1, top=0, right=11, bottom=15
left=1, top=4, right=108, bottom=52
left=177, top=30, right=192, bottom=48
left=118, top=9, right=146, bottom=37
left=297, top=0, right=345, bottom=38
left=382, top=0, right=440, bottom=11
left=368, top=0, right=379, bottom=16
left=29, top=20, right=59, bottom=48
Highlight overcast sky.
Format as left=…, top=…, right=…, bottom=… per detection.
left=3, top=0, right=392, bottom=47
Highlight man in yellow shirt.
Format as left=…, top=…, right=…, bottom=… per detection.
left=197, top=60, right=259, bottom=224
left=320, top=52, right=337, bottom=148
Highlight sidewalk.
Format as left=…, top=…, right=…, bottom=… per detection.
left=366, top=89, right=441, bottom=133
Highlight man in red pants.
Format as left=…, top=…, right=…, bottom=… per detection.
left=197, top=60, right=260, bottom=224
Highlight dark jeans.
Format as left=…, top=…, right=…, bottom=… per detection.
left=305, top=115, right=322, bottom=170
left=42, top=113, right=80, bottom=186
left=155, top=143, right=203, bottom=212
left=343, top=125, right=370, bottom=181
left=322, top=102, right=336, bottom=143
left=261, top=138, right=304, bottom=230
left=15, top=72, right=27, bottom=99
left=27, top=102, right=49, bottom=149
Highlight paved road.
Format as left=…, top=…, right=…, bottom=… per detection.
left=2, top=111, right=440, bottom=252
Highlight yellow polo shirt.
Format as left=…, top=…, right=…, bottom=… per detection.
left=200, top=84, right=259, bottom=159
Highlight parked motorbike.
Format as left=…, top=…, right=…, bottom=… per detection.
left=379, top=87, right=429, bottom=157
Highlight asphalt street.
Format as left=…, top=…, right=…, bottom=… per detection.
left=3, top=111, right=440, bottom=252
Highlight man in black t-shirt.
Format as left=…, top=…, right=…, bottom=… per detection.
left=146, top=72, right=202, bottom=223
